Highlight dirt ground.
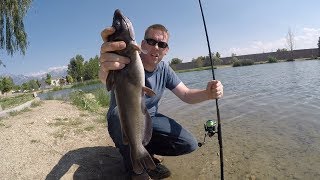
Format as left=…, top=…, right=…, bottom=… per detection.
left=0, top=100, right=129, bottom=180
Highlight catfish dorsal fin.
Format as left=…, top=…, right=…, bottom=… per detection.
left=142, top=87, right=156, bottom=97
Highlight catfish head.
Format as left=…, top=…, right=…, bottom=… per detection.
left=108, top=9, right=135, bottom=45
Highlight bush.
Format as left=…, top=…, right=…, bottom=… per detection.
left=69, top=90, right=100, bottom=112
left=232, top=59, right=254, bottom=67
left=92, top=88, right=110, bottom=107
left=268, top=56, right=278, bottom=63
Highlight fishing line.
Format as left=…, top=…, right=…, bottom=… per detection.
left=197, top=0, right=224, bottom=179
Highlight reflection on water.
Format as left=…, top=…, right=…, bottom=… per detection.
left=159, top=60, right=320, bottom=179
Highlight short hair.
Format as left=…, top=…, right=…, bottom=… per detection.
left=144, top=24, right=170, bottom=40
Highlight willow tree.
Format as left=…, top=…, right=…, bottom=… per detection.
left=0, top=0, right=32, bottom=67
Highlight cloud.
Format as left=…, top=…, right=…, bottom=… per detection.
left=48, top=65, right=68, bottom=72
left=27, top=66, right=67, bottom=77
left=222, top=27, right=320, bottom=57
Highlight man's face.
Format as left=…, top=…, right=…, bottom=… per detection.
left=141, top=29, right=169, bottom=70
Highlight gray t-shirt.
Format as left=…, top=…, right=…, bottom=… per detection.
left=107, top=61, right=181, bottom=117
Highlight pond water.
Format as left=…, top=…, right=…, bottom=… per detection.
left=159, top=60, right=320, bottom=179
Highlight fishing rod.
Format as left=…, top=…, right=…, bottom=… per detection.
left=197, top=0, right=224, bottom=179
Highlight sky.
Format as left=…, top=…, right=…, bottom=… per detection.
left=1, top=0, right=320, bottom=76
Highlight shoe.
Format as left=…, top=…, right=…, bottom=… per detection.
left=147, top=163, right=171, bottom=179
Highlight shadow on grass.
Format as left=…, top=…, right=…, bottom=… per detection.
left=46, top=146, right=129, bottom=180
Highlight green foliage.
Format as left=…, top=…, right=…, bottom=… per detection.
left=0, top=0, right=32, bottom=56
left=67, top=55, right=85, bottom=82
left=52, top=86, right=62, bottom=91
left=192, top=56, right=205, bottom=68
left=69, top=90, right=100, bottom=112
left=276, top=48, right=288, bottom=52
left=213, top=56, right=222, bottom=65
left=92, top=88, right=110, bottom=107
left=267, top=56, right=278, bottom=63
left=21, top=82, right=30, bottom=91
left=215, top=52, right=221, bottom=58
left=66, top=75, right=73, bottom=84
left=0, top=76, right=14, bottom=94
left=28, top=79, right=40, bottom=90
left=169, top=58, right=183, bottom=66
left=45, top=73, right=52, bottom=85
left=83, top=55, right=99, bottom=81
left=231, top=53, right=239, bottom=64
left=232, top=59, right=254, bottom=67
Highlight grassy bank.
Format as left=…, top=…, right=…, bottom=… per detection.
left=0, top=94, right=34, bottom=110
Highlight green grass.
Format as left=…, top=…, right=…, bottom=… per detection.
left=0, top=94, right=34, bottom=110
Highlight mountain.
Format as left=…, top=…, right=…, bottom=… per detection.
left=0, top=67, right=68, bottom=85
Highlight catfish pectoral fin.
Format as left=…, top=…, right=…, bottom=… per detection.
left=106, top=71, right=115, bottom=91
left=142, top=109, right=152, bottom=146
left=142, top=86, right=156, bottom=97
left=130, top=43, right=142, bottom=52
left=132, top=160, right=144, bottom=174
left=131, top=148, right=156, bottom=174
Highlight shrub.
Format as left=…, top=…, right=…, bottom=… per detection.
left=232, top=59, right=254, bottom=67
left=268, top=56, right=278, bottom=63
left=69, top=90, right=100, bottom=112
left=92, top=88, right=110, bottom=107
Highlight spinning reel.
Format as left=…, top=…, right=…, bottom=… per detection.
left=198, top=119, right=217, bottom=147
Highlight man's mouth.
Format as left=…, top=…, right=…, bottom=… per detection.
left=151, top=53, right=159, bottom=58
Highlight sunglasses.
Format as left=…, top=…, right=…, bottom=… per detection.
left=145, top=38, right=168, bottom=48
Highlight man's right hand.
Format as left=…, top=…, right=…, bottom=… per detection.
left=99, top=27, right=131, bottom=84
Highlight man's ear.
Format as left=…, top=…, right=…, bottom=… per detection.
left=164, top=46, right=169, bottom=55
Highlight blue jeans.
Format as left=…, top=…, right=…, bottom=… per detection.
left=107, top=107, right=198, bottom=171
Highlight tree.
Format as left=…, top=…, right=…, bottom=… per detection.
left=286, top=28, right=295, bottom=61
left=318, top=37, right=320, bottom=57
left=169, top=58, right=183, bottom=65
left=21, top=82, right=30, bottom=91
left=45, top=73, right=52, bottom=85
left=276, top=48, right=288, bottom=52
left=66, top=75, right=73, bottom=84
left=83, top=55, right=99, bottom=80
left=0, top=0, right=32, bottom=66
left=215, top=52, right=221, bottom=58
left=192, top=56, right=205, bottom=68
left=67, top=55, right=85, bottom=82
left=231, top=53, right=239, bottom=64
left=0, top=76, right=14, bottom=94
left=28, top=79, right=39, bottom=90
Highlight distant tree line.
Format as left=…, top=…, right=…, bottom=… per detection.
left=0, top=53, right=100, bottom=94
